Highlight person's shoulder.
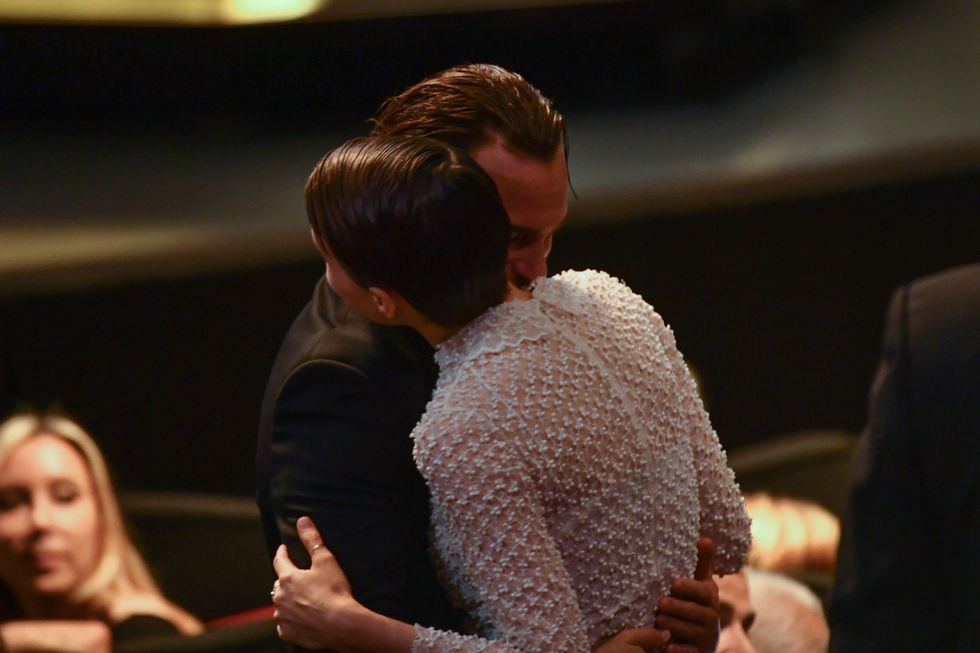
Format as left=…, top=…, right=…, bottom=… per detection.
left=904, top=263, right=980, bottom=353
left=907, top=262, right=980, bottom=324
left=548, top=269, right=643, bottom=300
left=544, top=269, right=654, bottom=317
left=258, top=284, right=376, bottom=440
left=276, top=278, right=378, bottom=370
left=261, top=290, right=436, bottom=453
left=107, top=592, right=202, bottom=641
left=911, top=262, right=980, bottom=297
left=268, top=280, right=434, bottom=398
left=550, top=268, right=622, bottom=289
left=111, top=614, right=182, bottom=642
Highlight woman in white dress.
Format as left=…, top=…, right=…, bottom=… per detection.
left=271, top=136, right=751, bottom=653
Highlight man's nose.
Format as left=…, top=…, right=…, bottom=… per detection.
left=512, top=238, right=551, bottom=284
left=512, top=257, right=547, bottom=286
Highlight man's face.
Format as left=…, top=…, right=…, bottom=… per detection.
left=471, top=137, right=568, bottom=287
left=716, top=572, right=758, bottom=653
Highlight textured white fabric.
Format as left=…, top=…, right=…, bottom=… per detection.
left=411, top=270, right=751, bottom=653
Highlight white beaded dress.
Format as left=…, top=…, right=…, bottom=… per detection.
left=411, top=270, right=751, bottom=653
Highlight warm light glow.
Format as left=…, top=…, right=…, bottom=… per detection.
left=221, top=0, right=324, bottom=22
left=0, top=0, right=329, bottom=25
left=745, top=493, right=840, bottom=573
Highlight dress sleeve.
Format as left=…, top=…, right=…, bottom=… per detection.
left=411, top=368, right=592, bottom=653
left=650, top=310, right=751, bottom=574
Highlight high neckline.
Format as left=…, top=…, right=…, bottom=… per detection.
left=434, top=278, right=553, bottom=373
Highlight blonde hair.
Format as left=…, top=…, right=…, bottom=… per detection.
left=0, top=412, right=201, bottom=634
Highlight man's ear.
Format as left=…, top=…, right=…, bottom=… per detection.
left=367, top=287, right=398, bottom=321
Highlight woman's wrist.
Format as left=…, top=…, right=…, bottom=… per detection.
left=331, top=598, right=372, bottom=652
left=335, top=601, right=417, bottom=653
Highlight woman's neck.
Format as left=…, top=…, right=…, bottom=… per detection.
left=414, top=282, right=531, bottom=348
left=414, top=321, right=462, bottom=349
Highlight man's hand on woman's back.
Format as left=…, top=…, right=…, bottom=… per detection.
left=656, top=538, right=721, bottom=653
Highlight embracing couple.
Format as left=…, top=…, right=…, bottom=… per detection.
left=256, top=64, right=750, bottom=653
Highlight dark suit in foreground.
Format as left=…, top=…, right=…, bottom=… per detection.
left=256, top=278, right=464, bottom=649
left=830, top=263, right=980, bottom=652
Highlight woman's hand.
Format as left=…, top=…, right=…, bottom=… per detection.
left=593, top=627, right=670, bottom=653
left=272, top=516, right=363, bottom=651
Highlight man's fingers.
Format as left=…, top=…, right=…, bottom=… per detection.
left=664, top=643, right=699, bottom=653
left=654, top=614, right=707, bottom=644
left=657, top=596, right=713, bottom=623
left=273, top=544, right=297, bottom=576
left=665, top=578, right=715, bottom=606
left=620, top=627, right=670, bottom=652
left=693, top=538, right=715, bottom=581
left=296, top=516, right=327, bottom=559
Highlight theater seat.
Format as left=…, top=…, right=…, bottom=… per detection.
left=115, top=619, right=279, bottom=653
left=118, top=492, right=279, bottom=652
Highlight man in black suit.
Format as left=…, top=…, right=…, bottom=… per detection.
left=829, top=263, right=980, bottom=652
left=257, top=64, right=722, bottom=653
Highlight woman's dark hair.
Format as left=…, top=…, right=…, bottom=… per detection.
left=371, top=63, right=565, bottom=161
left=305, top=136, right=510, bottom=326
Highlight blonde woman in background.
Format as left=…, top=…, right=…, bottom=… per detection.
left=0, top=412, right=201, bottom=652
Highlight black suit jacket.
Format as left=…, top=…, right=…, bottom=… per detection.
left=829, top=263, right=980, bottom=652
left=256, top=278, right=465, bottom=649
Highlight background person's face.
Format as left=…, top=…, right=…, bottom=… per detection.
left=717, top=572, right=758, bottom=653
left=0, top=435, right=101, bottom=605
left=471, top=139, right=568, bottom=287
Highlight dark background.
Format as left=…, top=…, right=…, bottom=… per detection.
left=0, top=2, right=884, bottom=130
left=1, top=0, right=977, bottom=495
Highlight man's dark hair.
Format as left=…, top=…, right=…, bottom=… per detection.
left=306, top=136, right=510, bottom=326
left=371, top=63, right=565, bottom=161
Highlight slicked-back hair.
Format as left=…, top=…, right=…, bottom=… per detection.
left=371, top=63, right=565, bottom=161
left=306, top=136, right=511, bottom=326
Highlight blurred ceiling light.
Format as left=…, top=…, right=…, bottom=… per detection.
left=222, top=0, right=325, bottom=23
left=0, top=1, right=629, bottom=25
left=0, top=0, right=330, bottom=26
